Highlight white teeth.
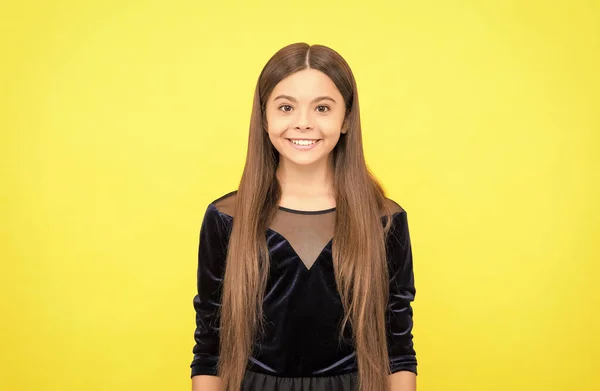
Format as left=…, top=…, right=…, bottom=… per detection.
left=290, top=139, right=318, bottom=146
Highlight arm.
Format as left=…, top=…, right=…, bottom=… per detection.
left=190, top=203, right=228, bottom=390
left=390, top=371, right=416, bottom=391
left=386, top=211, right=418, bottom=391
left=192, top=375, right=222, bottom=391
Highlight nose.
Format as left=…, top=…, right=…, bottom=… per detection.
left=294, top=108, right=313, bottom=129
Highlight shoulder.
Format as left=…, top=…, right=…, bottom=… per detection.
left=200, top=190, right=237, bottom=235
left=211, top=189, right=238, bottom=206
left=382, top=197, right=410, bottom=245
left=382, top=197, right=406, bottom=216
left=208, top=189, right=238, bottom=218
left=381, top=197, right=408, bottom=229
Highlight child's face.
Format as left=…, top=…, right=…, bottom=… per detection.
left=265, top=68, right=347, bottom=167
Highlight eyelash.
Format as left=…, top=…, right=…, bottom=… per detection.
left=278, top=105, right=330, bottom=113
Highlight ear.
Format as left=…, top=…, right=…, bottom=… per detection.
left=341, top=117, right=349, bottom=134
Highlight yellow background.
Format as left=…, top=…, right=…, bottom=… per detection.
left=1, top=0, right=598, bottom=390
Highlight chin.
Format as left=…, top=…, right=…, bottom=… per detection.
left=281, top=156, right=321, bottom=165
left=280, top=151, right=331, bottom=166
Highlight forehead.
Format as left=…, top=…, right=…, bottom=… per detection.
left=270, top=68, right=341, bottom=99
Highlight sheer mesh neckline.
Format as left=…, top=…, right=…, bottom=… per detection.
left=210, top=190, right=404, bottom=270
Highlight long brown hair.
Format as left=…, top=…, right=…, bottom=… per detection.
left=217, top=42, right=396, bottom=391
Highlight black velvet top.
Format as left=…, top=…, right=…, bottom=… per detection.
left=190, top=190, right=418, bottom=389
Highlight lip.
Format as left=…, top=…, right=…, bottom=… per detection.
left=286, top=138, right=322, bottom=151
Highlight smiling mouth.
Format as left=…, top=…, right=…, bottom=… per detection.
left=285, top=138, right=322, bottom=149
left=286, top=138, right=321, bottom=144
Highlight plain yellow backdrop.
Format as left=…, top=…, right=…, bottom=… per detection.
left=1, top=0, right=598, bottom=390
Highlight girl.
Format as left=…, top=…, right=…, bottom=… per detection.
left=190, top=42, right=418, bottom=391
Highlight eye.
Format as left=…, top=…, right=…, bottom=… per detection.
left=279, top=105, right=293, bottom=112
left=316, top=105, right=330, bottom=113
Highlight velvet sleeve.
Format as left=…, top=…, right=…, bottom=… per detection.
left=190, top=203, right=229, bottom=378
left=385, top=211, right=418, bottom=375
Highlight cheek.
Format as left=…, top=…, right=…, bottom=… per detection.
left=266, top=114, right=290, bottom=135
left=318, top=115, right=345, bottom=135
left=320, top=115, right=342, bottom=127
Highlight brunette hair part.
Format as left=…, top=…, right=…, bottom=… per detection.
left=217, top=42, right=396, bottom=391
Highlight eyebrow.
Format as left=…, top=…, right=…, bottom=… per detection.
left=273, top=95, right=337, bottom=104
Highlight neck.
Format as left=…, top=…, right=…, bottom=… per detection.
left=276, top=154, right=335, bottom=201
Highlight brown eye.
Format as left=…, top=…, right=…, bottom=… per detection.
left=316, top=105, right=330, bottom=113
left=279, top=105, right=293, bottom=112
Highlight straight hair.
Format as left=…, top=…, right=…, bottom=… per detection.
left=217, top=42, right=396, bottom=391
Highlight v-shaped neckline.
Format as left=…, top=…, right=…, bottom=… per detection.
left=266, top=228, right=333, bottom=272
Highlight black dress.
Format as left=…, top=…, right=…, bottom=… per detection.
left=190, top=190, right=418, bottom=390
